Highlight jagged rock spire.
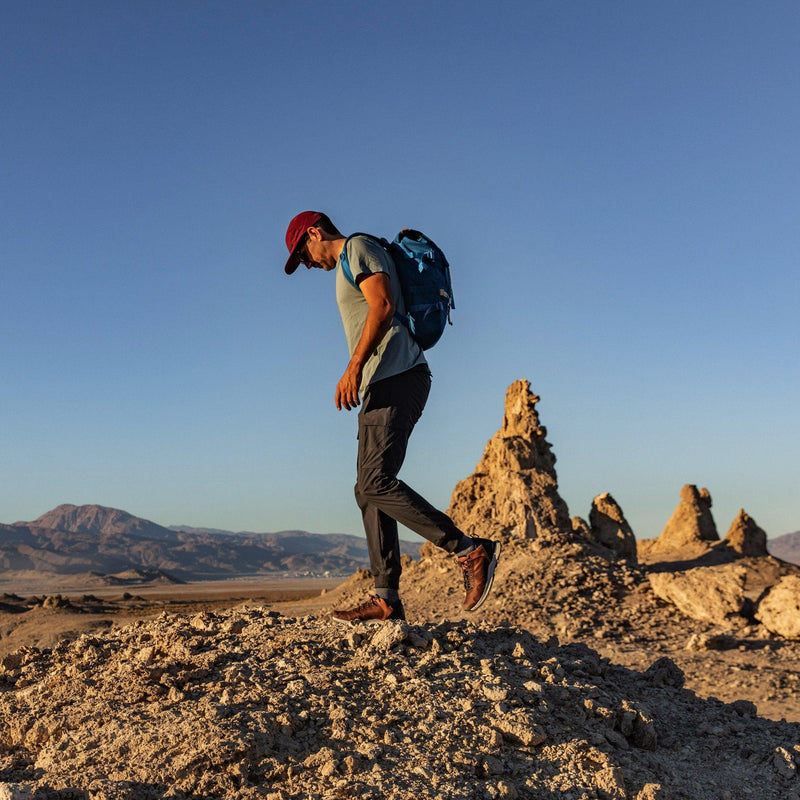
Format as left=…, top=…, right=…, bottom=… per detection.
left=723, top=509, right=768, bottom=557
left=588, top=493, right=637, bottom=561
left=447, top=380, right=572, bottom=541
left=651, top=484, right=719, bottom=552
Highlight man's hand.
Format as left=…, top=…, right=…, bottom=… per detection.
left=334, top=272, right=395, bottom=412
left=336, top=361, right=362, bottom=411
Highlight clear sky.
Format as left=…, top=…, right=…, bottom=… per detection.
left=3, top=2, right=798, bottom=542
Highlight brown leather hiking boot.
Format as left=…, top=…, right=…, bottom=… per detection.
left=331, top=595, right=406, bottom=625
left=459, top=539, right=500, bottom=611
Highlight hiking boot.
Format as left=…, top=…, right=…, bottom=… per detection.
left=331, top=595, right=406, bottom=625
left=459, top=539, right=500, bottom=612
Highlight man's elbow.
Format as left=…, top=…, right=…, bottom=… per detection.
left=378, top=298, right=395, bottom=323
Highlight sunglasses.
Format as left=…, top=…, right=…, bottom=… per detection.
left=294, top=228, right=320, bottom=266
left=293, top=236, right=309, bottom=266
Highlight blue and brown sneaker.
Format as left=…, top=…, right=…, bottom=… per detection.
left=331, top=595, right=406, bottom=625
left=459, top=539, right=501, bottom=611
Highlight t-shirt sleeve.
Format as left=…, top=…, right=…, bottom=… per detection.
left=346, top=236, right=393, bottom=284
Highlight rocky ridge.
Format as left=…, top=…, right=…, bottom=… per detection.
left=1, top=606, right=799, bottom=800
left=767, top=530, right=800, bottom=566
left=0, top=507, right=414, bottom=581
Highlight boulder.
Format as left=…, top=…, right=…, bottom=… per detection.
left=723, top=509, right=768, bottom=557
left=588, top=493, right=637, bottom=561
left=648, top=565, right=749, bottom=627
left=756, top=575, right=800, bottom=639
left=447, top=380, right=573, bottom=541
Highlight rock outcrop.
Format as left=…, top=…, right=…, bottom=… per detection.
left=651, top=484, right=719, bottom=554
left=389, top=381, right=644, bottom=641
left=446, top=380, right=572, bottom=542
left=756, top=575, right=800, bottom=639
left=648, top=565, right=750, bottom=628
left=724, top=509, right=769, bottom=557
left=588, top=493, right=637, bottom=561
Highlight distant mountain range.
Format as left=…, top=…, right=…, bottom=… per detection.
left=0, top=504, right=419, bottom=582
left=768, top=530, right=800, bottom=566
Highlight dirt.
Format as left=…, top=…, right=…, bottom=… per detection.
left=0, top=571, right=798, bottom=799
left=0, top=579, right=341, bottom=659
left=1, top=604, right=799, bottom=800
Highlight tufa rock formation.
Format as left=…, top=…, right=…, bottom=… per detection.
left=648, top=566, right=750, bottom=628
left=652, top=484, right=719, bottom=553
left=446, top=379, right=573, bottom=542
left=636, top=491, right=799, bottom=630
left=393, top=380, right=643, bottom=641
left=756, top=575, right=800, bottom=639
left=723, top=509, right=769, bottom=557
left=588, top=492, right=637, bottom=561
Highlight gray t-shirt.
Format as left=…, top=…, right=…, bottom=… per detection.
left=335, top=235, right=427, bottom=395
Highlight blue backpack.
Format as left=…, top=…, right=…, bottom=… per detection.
left=339, top=229, right=455, bottom=351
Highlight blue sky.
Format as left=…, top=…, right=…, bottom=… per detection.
left=2, top=1, right=798, bottom=542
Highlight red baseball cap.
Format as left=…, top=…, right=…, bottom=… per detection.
left=284, top=211, right=322, bottom=274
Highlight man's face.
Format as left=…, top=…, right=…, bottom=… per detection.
left=300, top=226, right=336, bottom=270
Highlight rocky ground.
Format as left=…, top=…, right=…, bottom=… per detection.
left=2, top=378, right=799, bottom=798
left=323, top=539, right=800, bottom=726
left=0, top=579, right=342, bottom=659
left=1, top=605, right=799, bottom=800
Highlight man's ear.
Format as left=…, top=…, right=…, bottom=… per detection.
left=307, top=225, right=322, bottom=242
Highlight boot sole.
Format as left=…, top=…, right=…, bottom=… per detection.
left=331, top=608, right=406, bottom=626
left=331, top=616, right=406, bottom=627
left=466, top=541, right=501, bottom=612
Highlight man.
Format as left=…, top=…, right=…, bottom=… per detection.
left=283, top=211, right=500, bottom=623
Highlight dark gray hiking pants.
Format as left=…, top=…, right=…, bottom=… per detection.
left=355, top=365, right=465, bottom=590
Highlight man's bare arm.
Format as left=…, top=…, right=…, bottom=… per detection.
left=335, top=272, right=395, bottom=411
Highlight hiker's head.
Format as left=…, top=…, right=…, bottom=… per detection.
left=284, top=211, right=343, bottom=274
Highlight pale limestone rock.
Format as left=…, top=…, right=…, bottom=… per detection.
left=723, top=509, right=768, bottom=557
left=447, top=380, right=572, bottom=541
left=635, top=785, right=667, bottom=800
left=589, top=493, right=637, bottom=561
left=594, top=765, right=627, bottom=799
left=651, top=484, right=719, bottom=553
left=756, top=575, right=800, bottom=639
left=571, top=516, right=591, bottom=538
left=648, top=566, right=749, bottom=627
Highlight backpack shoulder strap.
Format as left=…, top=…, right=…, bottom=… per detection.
left=338, top=233, right=413, bottom=340
left=339, top=233, right=388, bottom=291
